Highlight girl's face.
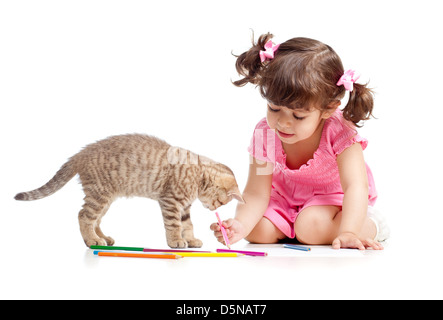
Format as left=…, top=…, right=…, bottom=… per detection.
left=266, top=103, right=335, bottom=145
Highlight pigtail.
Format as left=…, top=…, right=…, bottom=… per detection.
left=342, top=83, right=374, bottom=127
left=233, top=32, right=274, bottom=87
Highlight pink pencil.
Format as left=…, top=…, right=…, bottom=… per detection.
left=216, top=249, right=267, bottom=257
left=215, top=212, right=231, bottom=249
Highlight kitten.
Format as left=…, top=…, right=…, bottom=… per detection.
left=15, top=134, right=244, bottom=248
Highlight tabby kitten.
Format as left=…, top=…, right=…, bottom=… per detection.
left=15, top=134, right=244, bottom=248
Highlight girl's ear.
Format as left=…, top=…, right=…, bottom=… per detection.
left=321, top=100, right=341, bottom=119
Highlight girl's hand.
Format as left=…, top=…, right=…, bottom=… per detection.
left=210, top=218, right=247, bottom=246
left=332, top=232, right=384, bottom=250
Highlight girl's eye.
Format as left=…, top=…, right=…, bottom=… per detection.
left=268, top=105, right=279, bottom=112
left=293, top=114, right=305, bottom=120
left=268, top=104, right=305, bottom=120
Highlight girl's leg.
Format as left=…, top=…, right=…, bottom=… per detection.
left=294, top=205, right=377, bottom=245
left=245, top=217, right=286, bottom=244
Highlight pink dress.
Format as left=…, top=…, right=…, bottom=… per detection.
left=247, top=110, right=377, bottom=238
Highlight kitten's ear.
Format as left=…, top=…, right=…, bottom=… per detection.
left=228, top=186, right=245, bottom=204
left=217, top=172, right=245, bottom=204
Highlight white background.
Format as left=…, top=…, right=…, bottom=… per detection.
left=1, top=0, right=443, bottom=300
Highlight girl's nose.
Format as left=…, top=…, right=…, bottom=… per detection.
left=277, top=111, right=294, bottom=128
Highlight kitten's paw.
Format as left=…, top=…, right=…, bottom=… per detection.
left=167, top=239, right=188, bottom=248
left=104, top=236, right=115, bottom=246
left=85, top=238, right=107, bottom=247
left=187, top=238, right=203, bottom=248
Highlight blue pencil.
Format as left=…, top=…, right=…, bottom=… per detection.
left=283, top=244, right=311, bottom=251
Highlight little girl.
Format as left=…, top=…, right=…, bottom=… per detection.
left=211, top=33, right=389, bottom=250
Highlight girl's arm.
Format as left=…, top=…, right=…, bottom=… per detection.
left=235, top=156, right=273, bottom=233
left=211, top=155, right=273, bottom=245
left=334, top=142, right=370, bottom=249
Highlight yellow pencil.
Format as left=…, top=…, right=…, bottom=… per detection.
left=164, top=252, right=243, bottom=257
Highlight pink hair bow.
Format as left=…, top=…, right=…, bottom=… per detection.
left=336, top=69, right=360, bottom=92
left=259, top=40, right=280, bottom=62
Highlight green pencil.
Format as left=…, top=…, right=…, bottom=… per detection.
left=90, top=245, right=144, bottom=251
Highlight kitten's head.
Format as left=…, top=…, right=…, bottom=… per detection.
left=198, top=164, right=244, bottom=211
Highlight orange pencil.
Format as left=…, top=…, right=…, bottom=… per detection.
left=97, top=251, right=182, bottom=259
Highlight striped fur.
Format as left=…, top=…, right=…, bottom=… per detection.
left=15, top=134, right=243, bottom=248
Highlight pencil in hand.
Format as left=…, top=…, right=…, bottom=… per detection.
left=215, top=211, right=231, bottom=249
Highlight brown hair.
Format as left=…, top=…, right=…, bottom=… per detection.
left=233, top=33, right=374, bottom=127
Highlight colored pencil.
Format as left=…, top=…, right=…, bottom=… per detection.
left=90, top=245, right=144, bottom=251
left=143, top=248, right=212, bottom=253
left=215, top=211, right=231, bottom=249
left=163, top=252, right=243, bottom=257
left=90, top=245, right=212, bottom=253
left=92, top=250, right=175, bottom=255
left=96, top=251, right=183, bottom=259
left=216, top=249, right=267, bottom=256
left=283, top=244, right=311, bottom=251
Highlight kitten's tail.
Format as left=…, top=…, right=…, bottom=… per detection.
left=14, top=160, right=77, bottom=201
